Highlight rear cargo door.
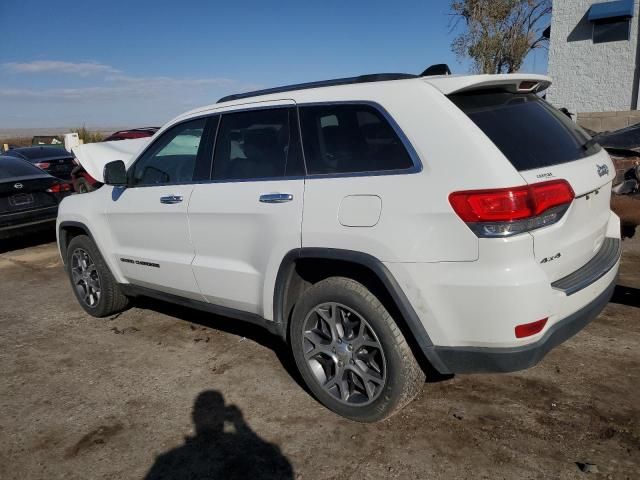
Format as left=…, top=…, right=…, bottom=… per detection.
left=519, top=150, right=614, bottom=282
left=450, top=90, right=615, bottom=282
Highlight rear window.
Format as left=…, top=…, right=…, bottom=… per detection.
left=13, top=147, right=73, bottom=161
left=0, top=157, right=45, bottom=179
left=450, top=91, right=600, bottom=171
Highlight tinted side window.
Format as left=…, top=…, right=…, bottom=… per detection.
left=131, top=118, right=206, bottom=186
left=450, top=91, right=599, bottom=171
left=299, top=104, right=414, bottom=175
left=212, top=108, right=301, bottom=181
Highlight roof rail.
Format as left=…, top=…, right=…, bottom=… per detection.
left=217, top=73, right=418, bottom=103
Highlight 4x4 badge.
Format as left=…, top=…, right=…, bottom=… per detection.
left=596, top=164, right=609, bottom=177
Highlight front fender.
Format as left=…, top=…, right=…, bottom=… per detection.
left=56, top=188, right=127, bottom=284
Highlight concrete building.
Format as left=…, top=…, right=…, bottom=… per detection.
left=547, top=0, right=639, bottom=130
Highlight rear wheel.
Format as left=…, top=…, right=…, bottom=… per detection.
left=66, top=235, right=130, bottom=317
left=290, top=277, right=424, bottom=422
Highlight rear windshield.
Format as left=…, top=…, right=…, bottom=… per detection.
left=11, top=147, right=73, bottom=161
left=449, top=91, right=600, bottom=171
left=0, top=156, right=45, bottom=179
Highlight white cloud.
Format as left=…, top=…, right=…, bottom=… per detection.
left=3, top=60, right=121, bottom=76
left=0, top=75, right=258, bottom=102
left=0, top=61, right=263, bottom=127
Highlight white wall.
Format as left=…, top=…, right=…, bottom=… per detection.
left=547, top=0, right=639, bottom=113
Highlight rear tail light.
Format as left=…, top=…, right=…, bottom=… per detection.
left=449, top=180, right=574, bottom=237
left=515, top=318, right=548, bottom=338
left=35, top=162, right=51, bottom=169
left=46, top=182, right=73, bottom=193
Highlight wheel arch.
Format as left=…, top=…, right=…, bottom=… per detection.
left=273, top=248, right=450, bottom=374
left=58, top=221, right=95, bottom=265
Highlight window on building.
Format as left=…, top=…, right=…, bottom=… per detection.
left=593, top=17, right=631, bottom=43
left=588, top=0, right=634, bottom=43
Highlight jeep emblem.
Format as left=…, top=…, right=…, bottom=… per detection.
left=596, top=164, right=609, bottom=177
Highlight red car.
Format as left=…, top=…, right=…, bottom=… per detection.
left=71, top=127, right=159, bottom=193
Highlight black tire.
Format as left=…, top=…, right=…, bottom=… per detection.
left=66, top=235, right=130, bottom=317
left=74, top=178, right=93, bottom=194
left=290, top=277, right=424, bottom=422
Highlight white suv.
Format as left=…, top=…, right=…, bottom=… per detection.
left=57, top=71, right=621, bottom=422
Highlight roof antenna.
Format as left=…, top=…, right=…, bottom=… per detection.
left=420, top=64, right=452, bottom=77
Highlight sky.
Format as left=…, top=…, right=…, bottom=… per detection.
left=0, top=0, right=549, bottom=129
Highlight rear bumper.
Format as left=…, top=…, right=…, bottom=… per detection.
left=432, top=276, right=616, bottom=373
left=385, top=211, right=622, bottom=374
left=0, top=206, right=58, bottom=236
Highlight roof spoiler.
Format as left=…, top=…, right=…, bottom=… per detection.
left=423, top=74, right=552, bottom=95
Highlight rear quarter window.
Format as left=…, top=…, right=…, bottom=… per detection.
left=299, top=104, right=414, bottom=175
left=449, top=91, right=600, bottom=171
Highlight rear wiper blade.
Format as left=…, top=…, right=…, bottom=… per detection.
left=582, top=138, right=599, bottom=150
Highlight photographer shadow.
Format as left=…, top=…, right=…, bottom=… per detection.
left=144, top=390, right=293, bottom=480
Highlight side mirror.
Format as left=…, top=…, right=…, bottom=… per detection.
left=103, top=160, right=127, bottom=186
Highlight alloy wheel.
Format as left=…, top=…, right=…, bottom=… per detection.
left=302, top=302, right=387, bottom=406
left=71, top=248, right=101, bottom=308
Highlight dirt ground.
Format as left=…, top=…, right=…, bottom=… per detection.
left=0, top=230, right=638, bottom=480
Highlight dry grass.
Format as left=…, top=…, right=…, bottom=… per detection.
left=0, top=137, right=32, bottom=148
left=1, top=127, right=104, bottom=150
left=72, top=126, right=103, bottom=144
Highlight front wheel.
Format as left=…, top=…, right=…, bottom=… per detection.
left=74, top=178, right=93, bottom=194
left=66, top=235, right=130, bottom=317
left=290, top=277, right=425, bottom=422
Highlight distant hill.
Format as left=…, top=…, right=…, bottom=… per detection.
left=0, top=127, right=127, bottom=138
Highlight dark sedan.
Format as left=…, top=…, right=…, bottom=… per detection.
left=0, top=156, right=72, bottom=239
left=1, top=146, right=76, bottom=180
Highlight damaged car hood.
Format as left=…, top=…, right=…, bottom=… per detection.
left=71, top=137, right=151, bottom=183
left=595, top=123, right=640, bottom=153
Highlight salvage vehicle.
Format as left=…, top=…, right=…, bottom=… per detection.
left=1, top=146, right=76, bottom=180
left=31, top=135, right=64, bottom=147
left=71, top=127, right=159, bottom=193
left=102, top=127, right=159, bottom=142
left=1, top=156, right=72, bottom=238
left=612, top=162, right=640, bottom=195
left=595, top=122, right=640, bottom=155
left=56, top=69, right=621, bottom=422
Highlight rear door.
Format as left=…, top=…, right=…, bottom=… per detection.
left=105, top=117, right=214, bottom=299
left=451, top=91, right=614, bottom=281
left=188, top=103, right=305, bottom=316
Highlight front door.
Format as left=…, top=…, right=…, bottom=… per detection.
left=106, top=116, right=212, bottom=300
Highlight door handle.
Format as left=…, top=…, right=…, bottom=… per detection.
left=259, top=193, right=293, bottom=204
left=160, top=195, right=183, bottom=204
